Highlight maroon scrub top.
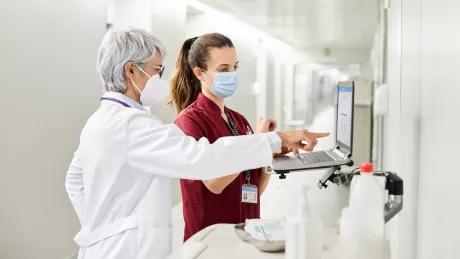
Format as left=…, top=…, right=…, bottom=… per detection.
left=174, top=93, right=261, bottom=242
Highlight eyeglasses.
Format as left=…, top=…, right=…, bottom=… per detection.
left=136, top=63, right=165, bottom=78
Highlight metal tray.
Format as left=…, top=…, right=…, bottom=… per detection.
left=234, top=223, right=285, bottom=253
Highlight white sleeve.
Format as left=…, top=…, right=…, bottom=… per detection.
left=126, top=115, right=275, bottom=180
left=266, top=131, right=282, bottom=151
left=65, top=148, right=85, bottom=223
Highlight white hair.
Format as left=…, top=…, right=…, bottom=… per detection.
left=97, top=28, right=167, bottom=92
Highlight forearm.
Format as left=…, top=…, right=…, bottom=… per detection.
left=258, top=168, right=271, bottom=195
left=202, top=173, right=240, bottom=194
left=129, top=123, right=282, bottom=180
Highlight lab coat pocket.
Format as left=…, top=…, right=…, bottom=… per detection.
left=137, top=222, right=172, bottom=259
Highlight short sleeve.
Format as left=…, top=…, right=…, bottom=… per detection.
left=174, top=114, right=206, bottom=141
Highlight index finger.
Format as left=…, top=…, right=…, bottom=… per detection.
left=309, top=132, right=330, bottom=138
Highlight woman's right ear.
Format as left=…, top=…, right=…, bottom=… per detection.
left=124, top=61, right=135, bottom=80
left=193, top=67, right=203, bottom=81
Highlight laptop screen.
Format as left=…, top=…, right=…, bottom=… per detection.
left=336, top=83, right=354, bottom=153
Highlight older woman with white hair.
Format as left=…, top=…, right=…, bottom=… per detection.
left=65, top=28, right=328, bottom=259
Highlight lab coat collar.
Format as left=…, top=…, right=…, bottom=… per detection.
left=102, top=92, right=147, bottom=112
left=196, top=93, right=224, bottom=116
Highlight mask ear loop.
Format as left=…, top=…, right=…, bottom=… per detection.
left=200, top=69, right=213, bottom=89
left=135, top=64, right=152, bottom=79
left=130, top=64, right=156, bottom=94
left=130, top=64, right=150, bottom=94
left=129, top=64, right=145, bottom=94
left=130, top=77, right=142, bottom=95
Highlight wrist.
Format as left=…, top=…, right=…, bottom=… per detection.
left=276, top=132, right=286, bottom=146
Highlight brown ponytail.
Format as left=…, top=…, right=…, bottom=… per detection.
left=169, top=33, right=234, bottom=113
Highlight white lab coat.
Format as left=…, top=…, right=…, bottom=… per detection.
left=65, top=92, right=277, bottom=259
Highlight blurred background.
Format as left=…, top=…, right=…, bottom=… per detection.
left=1, top=0, right=459, bottom=259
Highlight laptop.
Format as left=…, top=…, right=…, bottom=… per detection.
left=271, top=81, right=355, bottom=172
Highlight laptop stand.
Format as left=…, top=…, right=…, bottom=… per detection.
left=268, top=160, right=354, bottom=183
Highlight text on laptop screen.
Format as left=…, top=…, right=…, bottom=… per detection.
left=337, top=87, right=353, bottom=148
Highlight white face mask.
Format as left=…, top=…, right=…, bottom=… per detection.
left=130, top=64, right=169, bottom=106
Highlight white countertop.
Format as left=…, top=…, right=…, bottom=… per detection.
left=167, top=224, right=340, bottom=259
left=167, top=224, right=281, bottom=259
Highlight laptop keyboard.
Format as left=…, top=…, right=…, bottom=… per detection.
left=298, top=151, right=334, bottom=164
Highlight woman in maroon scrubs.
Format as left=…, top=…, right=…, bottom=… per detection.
left=169, top=33, right=292, bottom=241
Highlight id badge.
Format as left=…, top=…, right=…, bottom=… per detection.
left=241, top=184, right=258, bottom=204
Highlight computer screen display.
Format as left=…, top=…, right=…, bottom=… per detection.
left=337, top=86, right=353, bottom=149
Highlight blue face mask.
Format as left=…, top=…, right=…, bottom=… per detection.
left=202, top=70, right=238, bottom=98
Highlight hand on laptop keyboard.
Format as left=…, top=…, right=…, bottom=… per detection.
left=278, top=130, right=330, bottom=152
left=297, top=152, right=334, bottom=164
left=273, top=146, right=300, bottom=157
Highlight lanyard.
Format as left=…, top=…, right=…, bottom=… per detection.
left=100, top=97, right=131, bottom=108
left=224, top=108, right=251, bottom=185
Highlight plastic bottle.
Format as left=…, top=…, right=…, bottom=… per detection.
left=338, top=208, right=385, bottom=259
left=285, top=186, right=304, bottom=259
left=349, top=163, right=385, bottom=217
left=285, top=216, right=299, bottom=259
left=298, top=186, right=323, bottom=259
left=338, top=163, right=386, bottom=259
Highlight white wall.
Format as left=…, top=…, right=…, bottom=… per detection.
left=397, top=1, right=422, bottom=259
left=417, top=0, right=460, bottom=258
left=0, top=1, right=107, bottom=259
left=383, top=2, right=422, bottom=259
left=108, top=0, right=152, bottom=30
left=385, top=0, right=460, bottom=259
left=383, top=0, right=403, bottom=258
left=384, top=1, right=422, bottom=259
